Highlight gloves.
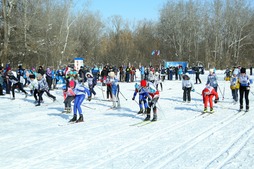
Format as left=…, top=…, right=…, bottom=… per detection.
left=132, top=97, right=135, bottom=100
left=214, top=98, right=219, bottom=103
left=182, top=87, right=185, bottom=90
left=87, top=96, right=91, bottom=101
left=192, top=89, right=195, bottom=92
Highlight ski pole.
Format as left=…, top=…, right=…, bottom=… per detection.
left=101, top=83, right=105, bottom=99
left=134, top=99, right=139, bottom=105
left=218, top=86, right=224, bottom=100
left=119, top=91, right=128, bottom=101
left=82, top=104, right=96, bottom=110
left=157, top=101, right=166, bottom=119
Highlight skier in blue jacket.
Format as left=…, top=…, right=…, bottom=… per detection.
left=132, top=80, right=149, bottom=114
left=69, top=81, right=91, bottom=123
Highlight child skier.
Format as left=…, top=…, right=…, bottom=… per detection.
left=62, top=80, right=75, bottom=113
left=144, top=82, right=160, bottom=121
left=202, top=85, right=219, bottom=113
left=107, top=71, right=120, bottom=108
left=86, top=72, right=96, bottom=97
left=36, top=73, right=56, bottom=106
left=154, top=72, right=163, bottom=91
left=238, top=68, right=250, bottom=112
left=27, top=74, right=39, bottom=103
left=6, top=70, right=28, bottom=100
left=182, top=73, right=194, bottom=102
left=206, top=69, right=218, bottom=92
left=132, top=80, right=149, bottom=114
left=230, top=72, right=240, bottom=104
left=69, top=82, right=91, bottom=123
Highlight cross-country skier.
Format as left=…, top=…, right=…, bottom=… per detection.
left=36, top=73, right=56, bottom=106
left=27, top=74, right=39, bottom=103
left=62, top=80, right=75, bottom=113
left=132, top=80, right=149, bottom=114
left=238, top=68, right=250, bottom=112
left=230, top=72, right=240, bottom=104
left=206, top=69, right=218, bottom=92
left=202, top=85, right=219, bottom=113
left=69, top=82, right=91, bottom=123
left=6, top=70, right=28, bottom=100
left=107, top=71, right=120, bottom=108
left=154, top=72, right=163, bottom=91
left=86, top=72, right=96, bottom=98
left=144, top=82, right=160, bottom=121
left=182, top=73, right=195, bottom=103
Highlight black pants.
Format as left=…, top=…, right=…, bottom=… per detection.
left=46, top=77, right=53, bottom=90
left=11, top=82, right=27, bottom=98
left=239, top=86, right=249, bottom=109
left=106, top=85, right=112, bottom=99
left=64, top=96, right=75, bottom=107
left=195, top=74, right=201, bottom=83
left=183, top=87, right=191, bottom=101
left=0, top=84, right=4, bottom=95
left=38, top=90, right=55, bottom=104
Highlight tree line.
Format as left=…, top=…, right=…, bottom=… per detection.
left=1, top=0, right=254, bottom=69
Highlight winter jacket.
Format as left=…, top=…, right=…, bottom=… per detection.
left=239, top=74, right=250, bottom=87
left=38, top=78, right=49, bottom=91
left=230, top=77, right=240, bottom=90
left=182, top=75, right=194, bottom=90
left=73, top=83, right=91, bottom=97
left=63, top=88, right=75, bottom=100
left=28, top=79, right=38, bottom=90
left=206, top=74, right=218, bottom=87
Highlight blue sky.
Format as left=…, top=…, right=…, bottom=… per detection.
left=74, top=0, right=166, bottom=22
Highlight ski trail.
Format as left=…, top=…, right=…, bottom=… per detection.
left=84, top=114, right=214, bottom=168
left=204, top=125, right=254, bottom=169
left=1, top=122, right=113, bottom=156
left=5, top=122, right=140, bottom=168
left=138, top=111, right=245, bottom=169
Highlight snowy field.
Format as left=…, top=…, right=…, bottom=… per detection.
left=1, top=70, right=254, bottom=169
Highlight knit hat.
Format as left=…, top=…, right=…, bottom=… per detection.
left=240, top=68, right=246, bottom=73
left=140, top=80, right=147, bottom=87
left=69, top=80, right=75, bottom=88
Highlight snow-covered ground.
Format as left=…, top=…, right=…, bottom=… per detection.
left=1, top=70, right=254, bottom=169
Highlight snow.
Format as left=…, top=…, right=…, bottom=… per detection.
left=1, top=70, right=254, bottom=169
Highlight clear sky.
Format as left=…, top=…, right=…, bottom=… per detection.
left=75, top=0, right=166, bottom=22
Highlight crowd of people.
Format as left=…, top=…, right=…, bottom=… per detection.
left=0, top=63, right=252, bottom=123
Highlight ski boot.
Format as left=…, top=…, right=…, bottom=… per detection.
left=144, top=115, right=150, bottom=121
left=151, top=114, right=157, bottom=121
left=203, top=107, right=207, bottom=113
left=246, top=105, right=249, bottom=112
left=137, top=109, right=143, bottom=114
left=210, top=107, right=214, bottom=113
left=66, top=107, right=71, bottom=114
left=144, top=108, right=151, bottom=121
left=151, top=107, right=157, bottom=121
left=69, top=114, right=77, bottom=122
left=76, top=114, right=83, bottom=123
left=239, top=105, right=243, bottom=112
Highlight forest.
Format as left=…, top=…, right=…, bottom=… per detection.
left=1, top=0, right=254, bottom=69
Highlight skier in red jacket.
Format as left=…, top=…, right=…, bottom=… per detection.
left=202, top=85, right=219, bottom=113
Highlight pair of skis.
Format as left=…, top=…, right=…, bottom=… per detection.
left=130, top=120, right=156, bottom=127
